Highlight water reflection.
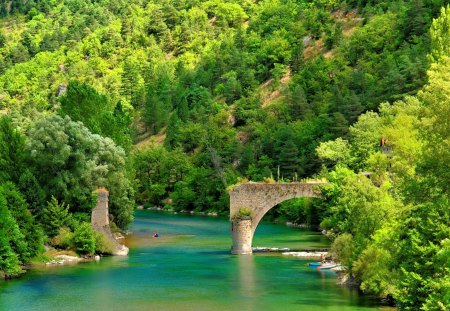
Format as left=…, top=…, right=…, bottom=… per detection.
left=236, top=254, right=257, bottom=311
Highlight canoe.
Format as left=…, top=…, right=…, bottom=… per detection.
left=308, top=262, right=322, bottom=267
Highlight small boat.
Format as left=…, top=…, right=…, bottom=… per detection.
left=308, top=262, right=322, bottom=267
left=317, top=263, right=341, bottom=270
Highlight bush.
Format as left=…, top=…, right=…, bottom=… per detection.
left=72, top=222, right=96, bottom=255
left=51, top=227, right=73, bottom=249
left=331, top=233, right=354, bottom=266
left=233, top=208, right=252, bottom=219
left=94, top=231, right=115, bottom=254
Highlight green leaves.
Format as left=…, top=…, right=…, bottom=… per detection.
left=0, top=194, right=24, bottom=277
left=42, top=196, right=71, bottom=238
left=59, top=81, right=132, bottom=152
left=72, top=222, right=96, bottom=255
left=26, top=114, right=134, bottom=228
left=0, top=116, right=26, bottom=183
left=429, top=6, right=450, bottom=64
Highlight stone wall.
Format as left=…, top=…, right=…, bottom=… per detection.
left=91, top=188, right=129, bottom=256
left=229, top=182, right=327, bottom=254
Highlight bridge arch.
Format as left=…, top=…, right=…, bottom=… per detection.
left=229, top=182, right=327, bottom=254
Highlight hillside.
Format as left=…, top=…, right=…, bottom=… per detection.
left=0, top=0, right=449, bottom=308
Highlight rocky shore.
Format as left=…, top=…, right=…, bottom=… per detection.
left=281, top=251, right=329, bottom=258
left=44, top=254, right=101, bottom=266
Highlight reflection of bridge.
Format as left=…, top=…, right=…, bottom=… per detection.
left=229, top=182, right=328, bottom=254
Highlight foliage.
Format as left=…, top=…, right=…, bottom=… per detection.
left=0, top=116, right=25, bottom=183
left=0, top=0, right=448, bottom=302
left=51, top=227, right=74, bottom=250
left=234, top=207, right=252, bottom=219
left=42, top=196, right=71, bottom=238
left=59, top=81, right=133, bottom=151
left=0, top=192, right=24, bottom=277
left=94, top=231, right=115, bottom=254
left=72, top=222, right=96, bottom=255
left=331, top=233, right=353, bottom=267
left=0, top=182, right=44, bottom=262
left=26, top=115, right=134, bottom=228
left=314, top=7, right=450, bottom=308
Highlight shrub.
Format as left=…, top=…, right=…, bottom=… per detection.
left=72, top=222, right=96, bottom=255
left=94, top=232, right=115, bottom=254
left=233, top=207, right=252, bottom=219
left=331, top=233, right=354, bottom=266
left=51, top=227, right=73, bottom=249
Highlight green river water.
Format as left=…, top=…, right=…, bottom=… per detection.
left=0, top=210, right=394, bottom=311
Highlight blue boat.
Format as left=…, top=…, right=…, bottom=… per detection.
left=308, top=262, right=322, bottom=267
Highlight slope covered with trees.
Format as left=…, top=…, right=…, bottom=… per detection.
left=315, top=8, right=450, bottom=309
left=0, top=0, right=448, bottom=308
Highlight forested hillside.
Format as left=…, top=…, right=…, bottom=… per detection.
left=0, top=0, right=449, bottom=308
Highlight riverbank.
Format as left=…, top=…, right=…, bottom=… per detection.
left=31, top=249, right=101, bottom=267
left=0, top=250, right=97, bottom=280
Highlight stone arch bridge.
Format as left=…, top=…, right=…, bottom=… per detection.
left=229, top=182, right=328, bottom=254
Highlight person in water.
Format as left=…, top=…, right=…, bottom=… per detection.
left=152, top=232, right=159, bottom=238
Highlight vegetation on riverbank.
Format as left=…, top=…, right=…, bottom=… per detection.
left=0, top=0, right=449, bottom=309
left=0, top=115, right=132, bottom=278
left=315, top=10, right=450, bottom=308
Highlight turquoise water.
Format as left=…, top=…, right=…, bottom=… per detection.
left=0, top=210, right=393, bottom=311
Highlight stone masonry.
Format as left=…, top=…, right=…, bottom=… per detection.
left=91, top=188, right=129, bottom=256
left=229, top=182, right=327, bottom=254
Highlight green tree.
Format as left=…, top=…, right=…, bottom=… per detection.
left=26, top=115, right=134, bottom=229
left=0, top=194, right=23, bottom=277
left=429, top=6, right=450, bottom=64
left=18, top=170, right=46, bottom=217
left=274, top=127, right=300, bottom=180
left=72, top=222, right=96, bottom=255
left=0, top=116, right=25, bottom=183
left=59, top=81, right=132, bottom=151
left=41, top=196, right=71, bottom=238
left=1, top=182, right=44, bottom=261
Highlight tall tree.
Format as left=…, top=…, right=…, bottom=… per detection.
left=0, top=117, right=26, bottom=184
left=26, top=115, right=134, bottom=228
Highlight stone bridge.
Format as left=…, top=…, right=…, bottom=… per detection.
left=229, top=182, right=328, bottom=254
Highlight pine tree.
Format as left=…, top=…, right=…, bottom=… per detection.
left=1, top=183, right=44, bottom=262
left=42, top=197, right=71, bottom=238
left=289, top=84, right=311, bottom=120
left=0, top=116, right=25, bottom=184
left=18, top=170, right=46, bottom=218
left=0, top=194, right=23, bottom=277
left=274, top=128, right=301, bottom=180
left=165, top=112, right=181, bottom=149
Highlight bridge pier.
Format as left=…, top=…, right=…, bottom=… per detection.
left=231, top=217, right=253, bottom=254
left=91, top=188, right=129, bottom=256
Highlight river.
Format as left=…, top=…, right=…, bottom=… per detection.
left=0, top=210, right=394, bottom=311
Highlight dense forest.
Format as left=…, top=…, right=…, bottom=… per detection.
left=0, top=0, right=449, bottom=309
